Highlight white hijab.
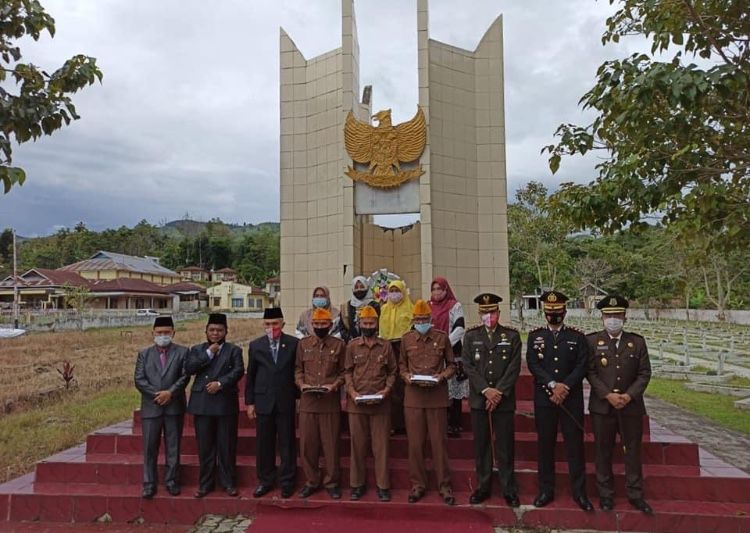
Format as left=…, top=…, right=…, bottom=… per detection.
left=349, top=275, right=374, bottom=308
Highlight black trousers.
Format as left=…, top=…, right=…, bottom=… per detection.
left=591, top=412, right=644, bottom=499
left=193, top=413, right=238, bottom=491
left=256, top=407, right=297, bottom=488
left=471, top=408, right=517, bottom=496
left=534, top=405, right=586, bottom=498
left=448, top=399, right=463, bottom=429
left=141, top=414, right=184, bottom=488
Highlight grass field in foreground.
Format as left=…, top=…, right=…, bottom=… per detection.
left=646, top=377, right=750, bottom=436
left=0, top=387, right=139, bottom=483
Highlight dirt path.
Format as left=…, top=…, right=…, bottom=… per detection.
left=645, top=396, right=750, bottom=473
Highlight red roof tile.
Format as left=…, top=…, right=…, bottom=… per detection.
left=89, top=278, right=169, bottom=294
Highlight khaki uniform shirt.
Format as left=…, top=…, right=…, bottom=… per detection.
left=399, top=328, right=456, bottom=408
left=344, top=336, right=397, bottom=414
left=294, top=334, right=346, bottom=413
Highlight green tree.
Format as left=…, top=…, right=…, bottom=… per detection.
left=543, top=0, right=750, bottom=249
left=62, top=281, right=91, bottom=330
left=1, top=0, right=103, bottom=194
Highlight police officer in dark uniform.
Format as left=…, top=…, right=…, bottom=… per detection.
left=526, top=291, right=593, bottom=511
left=587, top=295, right=652, bottom=514
left=463, top=292, right=521, bottom=507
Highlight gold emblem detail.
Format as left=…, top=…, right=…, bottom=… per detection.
left=609, top=297, right=617, bottom=306
left=483, top=295, right=491, bottom=304
left=548, top=293, right=557, bottom=303
left=627, top=342, right=633, bottom=348
left=601, top=357, right=608, bottom=367
left=598, top=340, right=605, bottom=346
left=344, top=107, right=426, bottom=188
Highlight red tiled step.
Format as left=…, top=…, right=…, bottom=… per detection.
left=33, top=453, right=750, bottom=503
left=87, top=425, right=698, bottom=466
left=130, top=408, right=652, bottom=436
left=3, top=480, right=750, bottom=533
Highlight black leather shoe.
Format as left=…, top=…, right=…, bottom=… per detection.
left=574, top=495, right=594, bottom=512
left=629, top=498, right=654, bottom=515
left=377, top=488, right=391, bottom=502
left=299, top=485, right=317, bottom=498
left=253, top=484, right=273, bottom=498
left=193, top=487, right=212, bottom=499
left=166, top=484, right=180, bottom=496
left=504, top=493, right=520, bottom=508
left=408, top=490, right=424, bottom=503
left=225, top=486, right=238, bottom=497
left=533, top=492, right=554, bottom=508
left=469, top=489, right=490, bottom=505
left=447, top=426, right=461, bottom=438
left=281, top=485, right=294, bottom=498
left=443, top=494, right=456, bottom=506
left=350, top=485, right=365, bottom=500
left=142, top=486, right=156, bottom=499
left=600, top=497, right=614, bottom=511
left=327, top=485, right=342, bottom=499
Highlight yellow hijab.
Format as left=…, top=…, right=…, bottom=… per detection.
left=379, top=279, right=414, bottom=340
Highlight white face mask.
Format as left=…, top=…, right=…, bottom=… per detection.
left=154, top=335, right=172, bottom=347
left=388, top=292, right=403, bottom=303
left=603, top=317, right=624, bottom=336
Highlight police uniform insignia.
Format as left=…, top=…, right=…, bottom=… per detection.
left=609, top=297, right=617, bottom=306
left=483, top=294, right=490, bottom=304
left=627, top=342, right=634, bottom=348
left=548, top=293, right=557, bottom=302
left=601, top=357, right=608, bottom=367
left=474, top=348, right=481, bottom=362
left=598, top=340, right=605, bottom=346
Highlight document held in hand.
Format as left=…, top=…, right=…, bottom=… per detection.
left=411, top=374, right=439, bottom=386
left=355, top=394, right=384, bottom=404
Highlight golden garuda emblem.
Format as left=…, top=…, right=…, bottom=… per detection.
left=344, top=106, right=426, bottom=188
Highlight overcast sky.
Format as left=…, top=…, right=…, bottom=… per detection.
left=1, top=0, right=642, bottom=236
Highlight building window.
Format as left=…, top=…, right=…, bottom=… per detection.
left=231, top=298, right=244, bottom=308
left=255, top=298, right=263, bottom=309
left=213, top=297, right=221, bottom=307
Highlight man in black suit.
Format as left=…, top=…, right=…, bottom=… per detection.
left=245, top=307, right=300, bottom=498
left=526, top=291, right=593, bottom=512
left=186, top=313, right=245, bottom=498
left=134, top=315, right=189, bottom=499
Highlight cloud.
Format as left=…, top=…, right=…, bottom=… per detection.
left=2, top=0, right=637, bottom=235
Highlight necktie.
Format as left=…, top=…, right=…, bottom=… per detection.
left=272, top=340, right=279, bottom=363
left=159, top=349, right=167, bottom=368
left=608, top=337, right=618, bottom=353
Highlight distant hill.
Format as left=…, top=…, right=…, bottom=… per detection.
left=160, top=219, right=279, bottom=237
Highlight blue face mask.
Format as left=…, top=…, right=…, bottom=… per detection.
left=312, top=297, right=328, bottom=308
left=415, top=323, right=432, bottom=335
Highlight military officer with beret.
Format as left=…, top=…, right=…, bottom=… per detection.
left=526, top=291, right=593, bottom=511
left=463, top=292, right=521, bottom=507
left=587, top=295, right=652, bottom=514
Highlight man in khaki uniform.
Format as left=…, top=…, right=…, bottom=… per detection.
left=295, top=308, right=346, bottom=499
left=344, top=305, right=398, bottom=502
left=400, top=300, right=456, bottom=505
left=587, top=295, right=652, bottom=515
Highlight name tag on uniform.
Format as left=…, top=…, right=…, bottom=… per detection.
left=566, top=340, right=577, bottom=345
left=497, top=341, right=510, bottom=346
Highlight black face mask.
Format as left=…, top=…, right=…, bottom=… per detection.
left=360, top=327, right=377, bottom=338
left=545, top=313, right=565, bottom=326
left=353, top=289, right=368, bottom=300
left=313, top=327, right=330, bottom=338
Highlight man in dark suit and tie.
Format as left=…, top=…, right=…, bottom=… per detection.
left=245, top=307, right=300, bottom=498
left=186, top=313, right=245, bottom=498
left=134, top=315, right=189, bottom=499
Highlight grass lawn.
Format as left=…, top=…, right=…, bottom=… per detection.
left=0, top=387, right=138, bottom=482
left=646, top=377, right=750, bottom=436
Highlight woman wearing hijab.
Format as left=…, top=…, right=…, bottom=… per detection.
left=429, top=277, right=467, bottom=438
left=379, top=279, right=414, bottom=435
left=296, top=286, right=343, bottom=339
left=340, top=276, right=381, bottom=342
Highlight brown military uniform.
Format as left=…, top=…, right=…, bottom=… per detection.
left=399, top=328, right=456, bottom=497
left=586, top=330, right=651, bottom=500
left=294, top=334, right=346, bottom=489
left=344, top=336, right=398, bottom=490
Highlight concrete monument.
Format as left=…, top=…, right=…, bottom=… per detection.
left=280, top=0, right=510, bottom=322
